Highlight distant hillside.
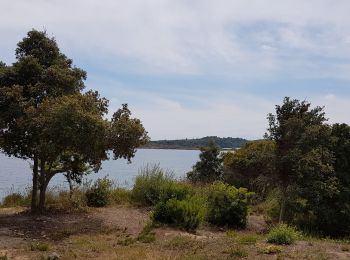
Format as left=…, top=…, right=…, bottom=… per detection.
left=142, top=136, right=249, bottom=150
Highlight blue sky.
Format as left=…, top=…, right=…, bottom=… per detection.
left=1, top=0, right=350, bottom=140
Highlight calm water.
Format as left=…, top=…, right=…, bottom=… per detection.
left=0, top=149, right=200, bottom=199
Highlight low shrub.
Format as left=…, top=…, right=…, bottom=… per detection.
left=131, top=165, right=174, bottom=206
left=86, top=178, right=113, bottom=207
left=152, top=196, right=207, bottom=231
left=226, top=246, right=248, bottom=258
left=257, top=245, right=282, bottom=254
left=267, top=224, right=300, bottom=245
left=207, top=181, right=253, bottom=228
left=30, top=242, right=49, bottom=251
left=110, top=188, right=131, bottom=205
left=1, top=193, right=30, bottom=207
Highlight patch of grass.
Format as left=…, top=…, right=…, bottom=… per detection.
left=226, top=230, right=237, bottom=239
left=267, top=224, right=300, bottom=245
left=110, top=188, right=131, bottom=205
left=117, top=237, right=136, bottom=246
left=225, top=246, right=248, bottom=259
left=235, top=233, right=260, bottom=244
left=30, top=242, right=49, bottom=251
left=1, top=193, right=30, bottom=207
left=0, top=254, right=7, bottom=260
left=257, top=244, right=282, bottom=254
left=164, top=236, right=204, bottom=252
left=137, top=222, right=156, bottom=243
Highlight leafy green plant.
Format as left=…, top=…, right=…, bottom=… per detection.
left=131, top=165, right=175, bottom=206
left=267, top=224, right=300, bottom=245
left=207, top=181, right=253, bottom=228
left=153, top=196, right=207, bottom=231
left=86, top=177, right=113, bottom=207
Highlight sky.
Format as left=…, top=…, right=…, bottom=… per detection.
left=1, top=0, right=350, bottom=140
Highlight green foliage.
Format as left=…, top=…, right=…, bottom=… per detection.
left=257, top=245, right=282, bottom=254
left=1, top=193, right=30, bottom=207
left=86, top=178, right=113, bottom=207
left=265, top=97, right=337, bottom=223
left=137, top=222, right=156, bottom=243
left=131, top=165, right=190, bottom=206
left=152, top=196, right=207, bottom=231
left=30, top=242, right=49, bottom=251
left=207, top=181, right=253, bottom=228
left=109, top=188, right=131, bottom=205
left=223, top=140, right=275, bottom=196
left=0, top=29, right=148, bottom=211
left=144, top=136, right=248, bottom=149
left=187, top=141, right=223, bottom=183
left=267, top=224, right=300, bottom=245
left=226, top=246, right=248, bottom=258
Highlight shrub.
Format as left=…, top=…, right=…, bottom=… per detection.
left=1, top=193, right=29, bottom=207
left=207, top=181, right=253, bottom=228
left=131, top=165, right=174, bottom=206
left=267, top=224, right=300, bottom=245
left=153, top=196, right=207, bottom=231
left=86, top=178, right=113, bottom=207
left=30, top=242, right=49, bottom=251
left=257, top=245, right=282, bottom=254
left=160, top=181, right=192, bottom=202
left=110, top=188, right=131, bottom=205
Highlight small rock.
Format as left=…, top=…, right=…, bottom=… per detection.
left=47, top=252, right=60, bottom=260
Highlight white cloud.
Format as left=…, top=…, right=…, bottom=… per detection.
left=1, top=0, right=350, bottom=78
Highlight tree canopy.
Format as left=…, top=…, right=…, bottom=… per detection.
left=187, top=141, right=223, bottom=183
left=0, top=30, right=149, bottom=211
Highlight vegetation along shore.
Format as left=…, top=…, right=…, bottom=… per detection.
left=1, top=30, right=350, bottom=260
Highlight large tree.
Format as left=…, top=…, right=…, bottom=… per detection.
left=0, top=30, right=149, bottom=211
left=265, top=97, right=337, bottom=223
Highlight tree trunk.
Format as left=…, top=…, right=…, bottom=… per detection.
left=67, top=173, right=74, bottom=200
left=38, top=160, right=46, bottom=212
left=279, top=189, right=286, bottom=223
left=31, top=155, right=39, bottom=212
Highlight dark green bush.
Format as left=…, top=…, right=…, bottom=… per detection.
left=267, top=224, right=300, bottom=245
left=86, top=178, right=113, bottom=207
left=153, top=196, right=206, bottom=231
left=207, top=181, right=253, bottom=228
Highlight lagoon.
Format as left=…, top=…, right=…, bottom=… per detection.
left=0, top=149, right=200, bottom=199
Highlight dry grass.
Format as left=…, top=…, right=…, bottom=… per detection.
left=1, top=207, right=350, bottom=260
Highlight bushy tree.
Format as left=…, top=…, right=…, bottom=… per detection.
left=0, top=30, right=149, bottom=211
left=187, top=141, right=223, bottom=183
left=309, top=123, right=350, bottom=236
left=223, top=140, right=276, bottom=195
left=265, top=97, right=337, bottom=223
